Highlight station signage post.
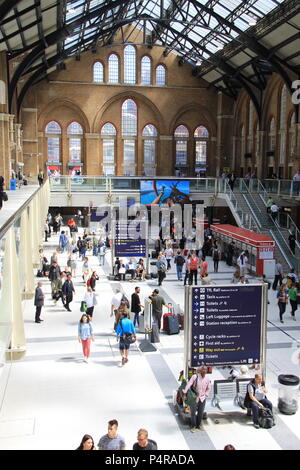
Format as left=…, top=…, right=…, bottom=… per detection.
left=184, top=284, right=267, bottom=378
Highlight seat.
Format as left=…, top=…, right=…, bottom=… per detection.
left=213, top=380, right=240, bottom=412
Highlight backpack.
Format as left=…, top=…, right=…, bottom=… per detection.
left=160, top=262, right=167, bottom=272
left=176, top=255, right=185, bottom=266
left=258, top=408, right=275, bottom=428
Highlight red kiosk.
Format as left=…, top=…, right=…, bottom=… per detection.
left=210, top=224, right=275, bottom=276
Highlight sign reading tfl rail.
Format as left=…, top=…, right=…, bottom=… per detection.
left=191, top=285, right=263, bottom=367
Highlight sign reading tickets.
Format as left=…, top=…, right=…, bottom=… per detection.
left=191, top=285, right=263, bottom=367
left=114, top=221, right=146, bottom=258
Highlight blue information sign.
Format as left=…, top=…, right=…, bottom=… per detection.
left=191, top=285, right=263, bottom=367
left=114, top=221, right=146, bottom=258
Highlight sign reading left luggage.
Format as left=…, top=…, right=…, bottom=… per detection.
left=190, top=285, right=264, bottom=367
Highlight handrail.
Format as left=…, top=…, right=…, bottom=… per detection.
left=223, top=180, right=259, bottom=231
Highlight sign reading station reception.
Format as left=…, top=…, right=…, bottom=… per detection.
left=184, top=284, right=267, bottom=371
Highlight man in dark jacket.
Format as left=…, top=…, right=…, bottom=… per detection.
left=48, top=262, right=61, bottom=298
left=62, top=274, right=75, bottom=311
left=131, top=286, right=144, bottom=328
left=34, top=281, right=45, bottom=323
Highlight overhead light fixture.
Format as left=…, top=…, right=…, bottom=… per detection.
left=67, top=7, right=76, bottom=14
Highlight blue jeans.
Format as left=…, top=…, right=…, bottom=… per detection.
left=176, top=265, right=183, bottom=280
left=133, top=312, right=140, bottom=327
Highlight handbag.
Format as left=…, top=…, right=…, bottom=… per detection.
left=2, top=192, right=8, bottom=202
left=80, top=301, right=87, bottom=312
left=120, top=319, right=136, bottom=343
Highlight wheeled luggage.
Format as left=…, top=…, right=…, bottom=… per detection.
left=165, top=314, right=180, bottom=335
left=162, top=313, right=175, bottom=331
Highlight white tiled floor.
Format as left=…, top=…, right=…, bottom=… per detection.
left=0, top=228, right=299, bottom=450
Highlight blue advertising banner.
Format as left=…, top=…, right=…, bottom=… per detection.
left=114, top=221, right=146, bottom=258
left=190, top=285, right=263, bottom=367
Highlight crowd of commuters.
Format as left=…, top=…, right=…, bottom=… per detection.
left=32, top=213, right=298, bottom=448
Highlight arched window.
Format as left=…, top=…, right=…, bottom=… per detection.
left=142, top=124, right=158, bottom=176
left=122, top=99, right=137, bottom=175
left=101, top=123, right=117, bottom=176
left=45, top=121, right=61, bottom=162
left=93, top=62, right=104, bottom=83
left=156, top=65, right=166, bottom=86
left=108, top=54, right=119, bottom=83
left=141, top=56, right=151, bottom=85
left=279, top=84, right=287, bottom=167
left=124, top=45, right=136, bottom=84
left=174, top=125, right=189, bottom=167
left=194, top=126, right=209, bottom=175
left=67, top=122, right=83, bottom=163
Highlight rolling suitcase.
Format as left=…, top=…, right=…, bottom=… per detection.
left=163, top=313, right=175, bottom=331
left=166, top=315, right=180, bottom=335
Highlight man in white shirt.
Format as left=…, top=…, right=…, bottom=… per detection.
left=165, top=246, right=174, bottom=270
left=111, top=289, right=123, bottom=331
left=270, top=203, right=279, bottom=221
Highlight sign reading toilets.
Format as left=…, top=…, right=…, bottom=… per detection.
left=190, top=285, right=263, bottom=367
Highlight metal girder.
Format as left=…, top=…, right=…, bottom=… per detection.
left=192, top=0, right=295, bottom=92
left=8, top=0, right=127, bottom=111
left=0, top=0, right=24, bottom=22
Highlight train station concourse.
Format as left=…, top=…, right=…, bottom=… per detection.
left=0, top=0, right=300, bottom=453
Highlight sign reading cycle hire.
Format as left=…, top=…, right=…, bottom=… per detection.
left=191, top=285, right=263, bottom=367
left=114, top=221, right=146, bottom=258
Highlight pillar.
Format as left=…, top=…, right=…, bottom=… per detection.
left=158, top=136, right=172, bottom=175
left=2, top=228, right=26, bottom=360
left=85, top=133, right=100, bottom=174
left=21, top=107, right=39, bottom=177
left=20, top=209, right=35, bottom=299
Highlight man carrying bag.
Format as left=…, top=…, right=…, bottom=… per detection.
left=183, top=366, right=211, bottom=432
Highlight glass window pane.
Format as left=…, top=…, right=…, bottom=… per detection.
left=195, top=141, right=207, bottom=164
left=122, top=99, right=137, bottom=136
left=48, top=137, right=60, bottom=161
left=194, top=126, right=209, bottom=138
left=67, top=121, right=83, bottom=134
left=103, top=139, right=115, bottom=164
left=108, top=54, right=119, bottom=83
left=123, top=140, right=136, bottom=176
left=156, top=65, right=166, bottom=85
left=142, top=124, right=157, bottom=137
left=93, top=62, right=104, bottom=83
left=144, top=140, right=156, bottom=164
left=176, top=141, right=187, bottom=166
left=124, top=45, right=136, bottom=84
left=175, top=125, right=189, bottom=137
left=141, top=56, right=151, bottom=85
left=103, top=165, right=115, bottom=176
left=101, top=123, right=117, bottom=135
left=45, top=121, right=61, bottom=134
left=69, top=137, right=81, bottom=161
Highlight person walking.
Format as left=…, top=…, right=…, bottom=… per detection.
left=59, top=230, right=68, bottom=253
left=44, top=220, right=50, bottom=242
left=83, top=286, right=98, bottom=319
left=98, top=420, right=126, bottom=450
left=88, top=271, right=99, bottom=291
left=277, top=283, right=288, bottom=323
left=111, top=289, right=123, bottom=331
left=183, top=253, right=191, bottom=286
left=48, top=261, right=61, bottom=299
left=149, top=289, right=169, bottom=331
left=62, top=274, right=75, bottom=311
left=200, top=256, right=208, bottom=278
left=34, top=281, right=45, bottom=323
left=212, top=244, right=221, bottom=273
left=132, top=429, right=157, bottom=450
left=156, top=254, right=167, bottom=286
left=116, top=311, right=136, bottom=366
left=288, top=233, right=296, bottom=255
left=78, top=314, right=94, bottom=362
left=272, top=260, right=283, bottom=290
left=288, top=283, right=298, bottom=321
left=98, top=242, right=106, bottom=266
left=38, top=169, right=44, bottom=186
left=270, top=203, right=279, bottom=222
left=183, top=366, right=211, bottom=432
left=165, top=245, right=174, bottom=271
left=266, top=197, right=273, bottom=214
left=131, top=286, right=144, bottom=328
left=174, top=251, right=185, bottom=281
left=76, top=434, right=95, bottom=450
left=188, top=252, right=199, bottom=286
left=82, top=257, right=90, bottom=285
left=0, top=175, right=5, bottom=210
left=237, top=251, right=248, bottom=276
